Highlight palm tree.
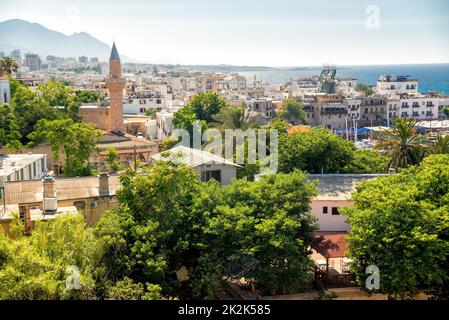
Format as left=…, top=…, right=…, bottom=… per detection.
left=377, top=117, right=424, bottom=169
left=211, top=105, right=258, bottom=130
left=0, top=56, right=19, bottom=75
left=425, top=135, right=449, bottom=155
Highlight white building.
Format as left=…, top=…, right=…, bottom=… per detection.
left=0, top=154, right=47, bottom=183
left=151, top=146, right=241, bottom=186
left=377, top=75, right=418, bottom=95
left=394, top=95, right=439, bottom=120
left=337, top=78, right=357, bottom=96
left=308, top=174, right=386, bottom=232
left=0, top=75, right=11, bottom=104
left=156, top=111, right=175, bottom=141
left=345, top=98, right=362, bottom=121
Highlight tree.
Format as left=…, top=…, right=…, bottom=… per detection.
left=342, top=155, right=449, bottom=299
left=28, top=119, right=101, bottom=176
left=75, top=90, right=100, bottom=104
left=377, top=117, right=424, bottom=169
left=443, top=107, right=449, bottom=119
left=212, top=105, right=257, bottom=130
left=0, top=103, right=22, bottom=152
left=199, top=170, right=318, bottom=295
left=342, top=149, right=388, bottom=174
left=144, top=108, right=158, bottom=119
left=172, top=106, right=208, bottom=146
left=355, top=83, right=374, bottom=96
left=0, top=214, right=102, bottom=300
left=187, top=92, right=227, bottom=123
left=425, top=135, right=449, bottom=155
left=104, top=147, right=121, bottom=173
left=279, top=128, right=355, bottom=173
left=278, top=99, right=306, bottom=125
left=37, top=81, right=74, bottom=107
left=0, top=57, right=18, bottom=75
left=95, top=161, right=204, bottom=298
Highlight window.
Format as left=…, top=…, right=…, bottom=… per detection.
left=332, top=207, right=340, bottom=215
left=3, top=89, right=7, bottom=103
left=323, top=206, right=328, bottom=214
left=74, top=201, right=86, bottom=210
left=201, top=170, right=221, bottom=183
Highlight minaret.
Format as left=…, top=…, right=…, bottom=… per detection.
left=107, top=42, right=125, bottom=133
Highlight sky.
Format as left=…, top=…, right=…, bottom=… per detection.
left=1, top=0, right=449, bottom=66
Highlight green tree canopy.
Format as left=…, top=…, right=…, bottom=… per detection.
left=278, top=99, right=306, bottom=125
left=96, top=161, right=318, bottom=298
left=342, top=149, right=388, bottom=174
left=187, top=92, right=227, bottom=123
left=28, top=119, right=101, bottom=176
left=0, top=214, right=102, bottom=300
left=279, top=128, right=355, bottom=174
left=342, top=154, right=449, bottom=299
left=0, top=103, right=22, bottom=152
left=0, top=57, right=18, bottom=75
left=75, top=90, right=101, bottom=104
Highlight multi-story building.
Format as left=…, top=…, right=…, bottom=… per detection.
left=360, top=96, right=387, bottom=127
left=0, top=52, right=4, bottom=58
left=46, top=55, right=65, bottom=68
left=336, top=77, right=357, bottom=96
left=90, top=57, right=99, bottom=64
left=78, top=56, right=89, bottom=65
left=376, top=75, right=418, bottom=95
left=394, top=95, right=439, bottom=121
left=24, top=53, right=42, bottom=71
left=345, top=98, right=362, bottom=121
left=10, top=49, right=21, bottom=63
left=316, top=101, right=348, bottom=130
left=244, top=98, right=275, bottom=124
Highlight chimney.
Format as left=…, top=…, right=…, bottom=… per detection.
left=43, top=175, right=55, bottom=198
left=99, top=173, right=110, bottom=196
left=43, top=175, right=57, bottom=213
left=19, top=205, right=31, bottom=235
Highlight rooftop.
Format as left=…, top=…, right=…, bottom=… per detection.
left=308, top=174, right=387, bottom=200
left=151, top=145, right=241, bottom=168
left=0, top=154, right=45, bottom=178
left=3, top=175, right=121, bottom=205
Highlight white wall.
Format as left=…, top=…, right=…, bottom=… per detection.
left=310, top=199, right=352, bottom=232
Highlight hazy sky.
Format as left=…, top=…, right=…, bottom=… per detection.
left=1, top=0, right=449, bottom=66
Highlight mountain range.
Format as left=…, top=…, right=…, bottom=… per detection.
left=0, top=19, right=136, bottom=62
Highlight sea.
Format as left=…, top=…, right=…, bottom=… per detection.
left=238, top=63, right=449, bottom=95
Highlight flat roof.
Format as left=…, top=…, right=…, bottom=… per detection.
left=308, top=174, right=387, bottom=200
left=0, top=154, right=45, bottom=178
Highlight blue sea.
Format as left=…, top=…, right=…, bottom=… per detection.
left=239, top=64, right=449, bottom=95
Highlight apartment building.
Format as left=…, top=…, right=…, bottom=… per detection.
left=377, top=75, right=418, bottom=95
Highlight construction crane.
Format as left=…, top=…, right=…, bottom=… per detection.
left=319, top=64, right=338, bottom=94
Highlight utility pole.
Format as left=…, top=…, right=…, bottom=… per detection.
left=133, top=145, right=137, bottom=172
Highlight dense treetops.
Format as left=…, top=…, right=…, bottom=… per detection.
left=342, top=154, right=449, bottom=299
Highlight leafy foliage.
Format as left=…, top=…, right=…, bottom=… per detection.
left=28, top=119, right=101, bottom=176
left=342, top=149, right=388, bottom=174
left=0, top=214, right=102, bottom=300
left=377, top=117, right=424, bottom=169
left=277, top=99, right=306, bottom=125
left=95, top=162, right=318, bottom=298
left=279, top=128, right=355, bottom=173
left=0, top=103, right=22, bottom=152
left=342, top=155, right=449, bottom=299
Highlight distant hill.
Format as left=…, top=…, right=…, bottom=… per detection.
left=0, top=19, right=136, bottom=62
